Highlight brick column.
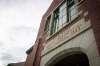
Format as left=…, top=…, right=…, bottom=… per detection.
left=87, top=0, right=100, bottom=54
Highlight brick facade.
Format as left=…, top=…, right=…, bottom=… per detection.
left=24, top=0, right=100, bottom=66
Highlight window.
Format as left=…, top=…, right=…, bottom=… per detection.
left=50, top=9, right=59, bottom=35
left=68, top=0, right=81, bottom=21
left=59, top=2, right=67, bottom=28
left=45, top=15, right=51, bottom=35
left=45, top=0, right=80, bottom=36
left=68, top=0, right=76, bottom=21
left=50, top=2, right=67, bottom=35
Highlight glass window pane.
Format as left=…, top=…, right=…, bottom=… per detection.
left=60, top=2, right=66, bottom=11
left=67, top=0, right=79, bottom=21
left=50, top=1, right=68, bottom=35
left=45, top=16, right=51, bottom=33
left=62, top=8, right=67, bottom=16
left=68, top=0, right=75, bottom=7
left=59, top=18, right=62, bottom=26
left=59, top=2, right=67, bottom=17
left=70, top=6, right=76, bottom=16
left=63, top=15, right=67, bottom=24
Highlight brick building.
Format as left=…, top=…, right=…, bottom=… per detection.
left=25, top=0, right=100, bottom=66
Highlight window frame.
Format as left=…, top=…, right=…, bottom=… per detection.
left=50, top=1, right=67, bottom=35
left=44, top=15, right=51, bottom=35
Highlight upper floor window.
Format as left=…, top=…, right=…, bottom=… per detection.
left=45, top=15, right=51, bottom=35
left=50, top=9, right=59, bottom=35
left=45, top=0, right=81, bottom=35
left=59, top=2, right=67, bottom=28
left=68, top=0, right=78, bottom=21
left=50, top=2, right=67, bottom=35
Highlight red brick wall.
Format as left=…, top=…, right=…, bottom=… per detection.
left=86, top=0, right=100, bottom=54
left=25, top=43, right=39, bottom=66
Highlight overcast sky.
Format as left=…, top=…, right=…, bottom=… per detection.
left=0, top=0, right=52, bottom=66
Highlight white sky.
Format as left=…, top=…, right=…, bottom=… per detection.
left=0, top=0, right=52, bottom=66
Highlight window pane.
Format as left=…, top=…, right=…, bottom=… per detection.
left=45, top=16, right=51, bottom=34
left=62, top=8, right=67, bottom=16
left=68, top=0, right=75, bottom=7
left=50, top=1, right=68, bottom=35
left=70, top=6, right=77, bottom=16
left=63, top=15, right=67, bottom=24
left=60, top=2, right=67, bottom=11
left=67, top=0, right=79, bottom=21
left=59, top=2, right=67, bottom=28
left=68, top=4, right=78, bottom=20
left=59, top=17, right=62, bottom=27
left=50, top=9, right=59, bottom=35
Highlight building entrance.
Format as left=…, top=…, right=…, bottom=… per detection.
left=54, top=53, right=89, bottom=66
left=47, top=52, right=90, bottom=66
